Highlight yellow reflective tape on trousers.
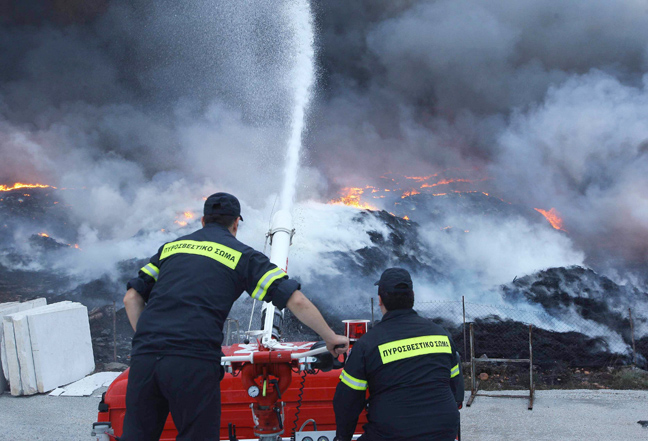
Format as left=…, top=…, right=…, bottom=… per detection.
left=450, top=363, right=460, bottom=378
left=160, top=240, right=242, bottom=270
left=251, top=267, right=286, bottom=301
left=379, top=335, right=452, bottom=364
left=140, top=263, right=160, bottom=281
left=339, top=369, right=368, bottom=391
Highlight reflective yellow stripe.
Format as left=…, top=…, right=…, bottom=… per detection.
left=251, top=267, right=286, bottom=301
left=339, top=369, right=368, bottom=391
left=140, top=263, right=159, bottom=281
left=450, top=363, right=460, bottom=378
left=160, top=240, right=242, bottom=270
left=379, top=335, right=452, bottom=364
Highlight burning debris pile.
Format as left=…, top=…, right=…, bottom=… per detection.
left=0, top=180, right=646, bottom=373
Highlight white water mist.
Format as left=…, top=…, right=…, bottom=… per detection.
left=279, top=0, right=316, bottom=212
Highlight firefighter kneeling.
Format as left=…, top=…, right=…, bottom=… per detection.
left=333, top=268, right=464, bottom=441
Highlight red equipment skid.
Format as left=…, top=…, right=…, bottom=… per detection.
left=95, top=342, right=367, bottom=440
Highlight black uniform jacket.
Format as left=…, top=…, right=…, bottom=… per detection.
left=127, top=222, right=299, bottom=361
left=333, top=309, right=464, bottom=441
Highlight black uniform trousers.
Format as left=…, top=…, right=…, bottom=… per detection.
left=121, top=355, right=223, bottom=441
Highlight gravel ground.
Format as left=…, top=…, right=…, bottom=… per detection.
left=1, top=389, right=646, bottom=440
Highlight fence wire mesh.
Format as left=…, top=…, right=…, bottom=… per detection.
left=282, top=298, right=645, bottom=369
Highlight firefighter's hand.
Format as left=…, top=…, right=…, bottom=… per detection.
left=325, top=334, right=349, bottom=357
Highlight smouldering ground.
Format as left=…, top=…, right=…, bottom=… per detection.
left=0, top=389, right=646, bottom=440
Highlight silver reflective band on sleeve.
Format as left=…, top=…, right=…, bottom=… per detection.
left=450, top=363, right=460, bottom=378
left=339, top=369, right=368, bottom=391
left=140, top=263, right=160, bottom=281
left=251, top=267, right=286, bottom=301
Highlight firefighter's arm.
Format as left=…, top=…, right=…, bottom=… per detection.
left=124, top=288, right=145, bottom=331
left=333, top=344, right=368, bottom=441
left=450, top=352, right=465, bottom=405
left=244, top=251, right=348, bottom=355
left=286, top=290, right=349, bottom=355
left=124, top=250, right=162, bottom=331
left=448, top=336, right=465, bottom=406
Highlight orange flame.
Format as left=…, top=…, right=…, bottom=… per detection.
left=38, top=233, right=49, bottom=238
left=534, top=208, right=567, bottom=232
left=329, top=187, right=376, bottom=209
left=403, top=215, right=410, bottom=220
left=401, top=189, right=421, bottom=199
left=175, top=220, right=188, bottom=227
left=184, top=212, right=194, bottom=219
left=0, top=183, right=55, bottom=192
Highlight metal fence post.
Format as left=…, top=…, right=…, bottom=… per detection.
left=470, top=323, right=475, bottom=393
left=529, top=324, right=534, bottom=410
left=462, top=296, right=467, bottom=360
left=113, top=301, right=117, bottom=362
left=629, top=308, right=637, bottom=366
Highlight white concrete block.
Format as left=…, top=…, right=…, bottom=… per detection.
left=3, top=318, right=22, bottom=396
left=4, top=302, right=73, bottom=396
left=0, top=298, right=47, bottom=394
left=28, top=303, right=95, bottom=393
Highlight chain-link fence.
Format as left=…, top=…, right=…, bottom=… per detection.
left=279, top=298, right=646, bottom=369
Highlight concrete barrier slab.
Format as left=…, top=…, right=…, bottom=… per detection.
left=28, top=303, right=94, bottom=393
left=3, top=302, right=73, bottom=396
left=0, top=299, right=47, bottom=394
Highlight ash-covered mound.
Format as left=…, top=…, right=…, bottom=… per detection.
left=501, top=266, right=647, bottom=345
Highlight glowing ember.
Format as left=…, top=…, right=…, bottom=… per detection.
left=403, top=215, right=410, bottom=220
left=175, top=220, right=188, bottom=227
left=38, top=233, right=49, bottom=238
left=404, top=174, right=437, bottom=182
left=534, top=208, right=567, bottom=232
left=401, top=189, right=421, bottom=198
left=0, top=183, right=55, bottom=192
left=329, top=187, right=376, bottom=209
left=421, top=178, right=475, bottom=188
left=74, top=244, right=80, bottom=249
left=184, top=212, right=194, bottom=219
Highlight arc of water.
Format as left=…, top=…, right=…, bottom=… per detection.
left=279, top=0, right=315, bottom=212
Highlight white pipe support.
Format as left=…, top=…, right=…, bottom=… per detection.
left=261, top=210, right=294, bottom=346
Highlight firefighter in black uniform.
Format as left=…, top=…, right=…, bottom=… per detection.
left=333, top=268, right=464, bottom=441
left=121, top=192, right=349, bottom=441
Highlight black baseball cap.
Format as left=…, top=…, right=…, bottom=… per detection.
left=374, top=268, right=413, bottom=292
left=204, top=192, right=243, bottom=221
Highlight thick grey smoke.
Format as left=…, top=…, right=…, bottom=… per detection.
left=310, top=0, right=648, bottom=281
left=1, top=0, right=646, bottom=292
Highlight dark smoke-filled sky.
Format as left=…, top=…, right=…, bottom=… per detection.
left=1, top=0, right=647, bottom=286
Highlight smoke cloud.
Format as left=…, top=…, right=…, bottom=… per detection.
left=1, top=0, right=647, bottom=298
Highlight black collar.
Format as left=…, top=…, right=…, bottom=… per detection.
left=381, top=308, right=417, bottom=323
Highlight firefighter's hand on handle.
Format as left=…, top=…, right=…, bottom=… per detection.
left=286, top=290, right=349, bottom=357
left=326, top=335, right=350, bottom=357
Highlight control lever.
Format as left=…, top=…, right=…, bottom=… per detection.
left=228, top=423, right=238, bottom=441
left=268, top=379, right=282, bottom=399
left=274, top=406, right=284, bottom=430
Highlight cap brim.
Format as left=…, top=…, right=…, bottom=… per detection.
left=374, top=280, right=380, bottom=286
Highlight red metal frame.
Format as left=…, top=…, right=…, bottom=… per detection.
left=96, top=343, right=367, bottom=440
